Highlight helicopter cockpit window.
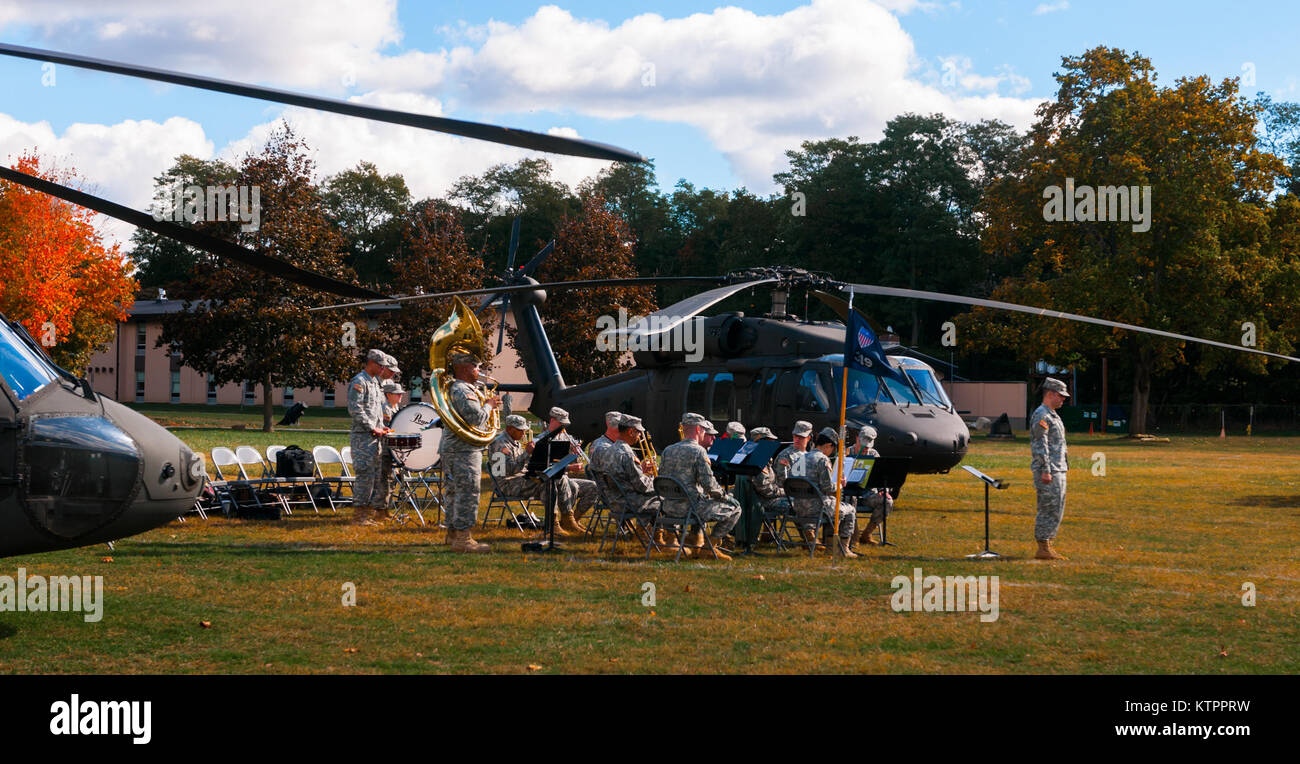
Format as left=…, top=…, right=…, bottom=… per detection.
left=905, top=368, right=953, bottom=408
left=711, top=373, right=734, bottom=420
left=0, top=320, right=59, bottom=402
left=22, top=415, right=141, bottom=539
left=685, top=372, right=708, bottom=414
left=797, top=369, right=830, bottom=412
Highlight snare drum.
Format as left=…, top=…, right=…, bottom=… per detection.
left=385, top=433, right=422, bottom=451
left=388, top=403, right=443, bottom=471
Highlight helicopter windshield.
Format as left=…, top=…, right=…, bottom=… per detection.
left=0, top=320, right=59, bottom=402
left=904, top=368, right=953, bottom=408
left=826, top=362, right=921, bottom=406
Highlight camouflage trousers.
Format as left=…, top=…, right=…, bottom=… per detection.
left=349, top=432, right=388, bottom=507
left=1032, top=470, right=1067, bottom=541
left=662, top=495, right=741, bottom=538
left=792, top=498, right=857, bottom=539
left=557, top=475, right=598, bottom=518
left=442, top=449, right=484, bottom=531
left=858, top=488, right=893, bottom=524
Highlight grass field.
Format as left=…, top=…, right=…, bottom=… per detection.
left=1, top=422, right=1296, bottom=674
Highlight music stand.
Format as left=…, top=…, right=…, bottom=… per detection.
left=521, top=435, right=576, bottom=554
left=718, top=439, right=782, bottom=556
left=961, top=465, right=1009, bottom=559
left=707, top=438, right=745, bottom=486
left=855, top=456, right=910, bottom=547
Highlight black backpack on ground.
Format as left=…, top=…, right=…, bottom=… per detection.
left=276, top=445, right=315, bottom=478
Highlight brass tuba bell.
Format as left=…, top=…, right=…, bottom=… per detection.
left=428, top=296, right=500, bottom=448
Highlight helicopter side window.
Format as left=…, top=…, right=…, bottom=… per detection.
left=796, top=369, right=830, bottom=412
left=0, top=321, right=58, bottom=402
left=685, top=372, right=708, bottom=414
left=710, top=373, right=734, bottom=421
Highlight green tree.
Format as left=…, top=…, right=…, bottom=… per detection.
left=959, top=47, right=1290, bottom=434
left=160, top=124, right=363, bottom=431
left=129, top=155, right=237, bottom=290
left=320, top=161, right=411, bottom=286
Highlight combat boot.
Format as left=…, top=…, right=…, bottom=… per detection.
left=837, top=536, right=859, bottom=559
left=1035, top=540, right=1066, bottom=560
left=684, top=528, right=705, bottom=550
left=451, top=529, right=490, bottom=553
left=859, top=520, right=881, bottom=546
left=372, top=506, right=392, bottom=523
left=658, top=529, right=681, bottom=550
left=559, top=511, right=586, bottom=536
left=351, top=506, right=377, bottom=526
left=705, top=534, right=733, bottom=561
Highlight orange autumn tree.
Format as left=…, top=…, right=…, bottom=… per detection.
left=0, top=152, right=135, bottom=371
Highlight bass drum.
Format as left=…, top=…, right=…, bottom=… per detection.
left=388, top=403, right=443, bottom=471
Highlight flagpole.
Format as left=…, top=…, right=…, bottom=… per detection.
left=833, top=289, right=853, bottom=557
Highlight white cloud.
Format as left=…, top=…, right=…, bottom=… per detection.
left=1033, top=2, right=1070, bottom=15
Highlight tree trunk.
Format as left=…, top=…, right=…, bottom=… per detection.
left=1129, top=348, right=1152, bottom=436
left=263, top=372, right=274, bottom=433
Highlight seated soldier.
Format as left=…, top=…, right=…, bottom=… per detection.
left=848, top=425, right=893, bottom=546
left=592, top=414, right=670, bottom=548
left=658, top=412, right=742, bottom=561
left=587, top=410, right=624, bottom=466
left=541, top=406, right=600, bottom=535
left=773, top=420, right=813, bottom=484
left=724, top=421, right=746, bottom=440
left=787, top=427, right=859, bottom=558
left=747, top=426, right=792, bottom=517
left=487, top=415, right=537, bottom=519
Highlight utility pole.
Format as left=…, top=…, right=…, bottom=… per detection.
left=1099, top=356, right=1109, bottom=435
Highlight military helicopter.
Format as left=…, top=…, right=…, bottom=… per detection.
left=0, top=42, right=643, bottom=558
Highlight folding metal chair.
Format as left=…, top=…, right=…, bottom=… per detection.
left=481, top=472, right=542, bottom=529
left=311, top=445, right=354, bottom=512
left=782, top=477, right=829, bottom=558
left=235, top=445, right=307, bottom=514
left=593, top=471, right=659, bottom=557
left=211, top=447, right=283, bottom=516
left=581, top=465, right=612, bottom=541
left=652, top=475, right=726, bottom=562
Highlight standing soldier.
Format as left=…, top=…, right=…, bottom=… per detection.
left=774, top=420, right=813, bottom=484
left=347, top=349, right=390, bottom=526
left=377, top=378, right=406, bottom=518
left=1030, top=377, right=1071, bottom=560
left=441, top=353, right=501, bottom=553
left=658, top=412, right=741, bottom=560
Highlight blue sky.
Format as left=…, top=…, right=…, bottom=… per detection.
left=1, top=0, right=1297, bottom=227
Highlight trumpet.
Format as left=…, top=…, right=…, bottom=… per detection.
left=636, top=432, right=659, bottom=476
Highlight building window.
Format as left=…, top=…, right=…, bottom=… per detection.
left=283, top=387, right=294, bottom=405
left=135, top=325, right=147, bottom=356
left=170, top=371, right=181, bottom=403
left=323, top=386, right=335, bottom=407
left=135, top=371, right=145, bottom=403
left=243, top=381, right=256, bottom=405
left=207, top=374, right=217, bottom=405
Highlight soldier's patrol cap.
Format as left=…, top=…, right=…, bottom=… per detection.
left=448, top=351, right=479, bottom=367
left=818, top=426, right=839, bottom=443
left=605, top=410, right=624, bottom=426
left=726, top=421, right=746, bottom=438
left=857, top=425, right=878, bottom=443
left=504, top=414, right=528, bottom=430
left=381, top=380, right=404, bottom=395
left=792, top=420, right=814, bottom=437
left=748, top=426, right=778, bottom=441
left=620, top=414, right=646, bottom=432
left=366, top=348, right=386, bottom=364
left=681, top=412, right=717, bottom=434
left=1041, top=377, right=1071, bottom=397
left=381, top=353, right=401, bottom=373
left=549, top=407, right=571, bottom=425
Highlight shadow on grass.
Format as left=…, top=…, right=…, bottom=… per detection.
left=1230, top=494, right=1300, bottom=508
left=0, top=621, right=17, bottom=640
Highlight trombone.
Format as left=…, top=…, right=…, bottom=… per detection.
left=636, top=431, right=659, bottom=476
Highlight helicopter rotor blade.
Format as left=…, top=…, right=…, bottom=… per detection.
left=0, top=164, right=390, bottom=301
left=839, top=282, right=1300, bottom=364
left=595, top=278, right=778, bottom=343
left=311, top=275, right=725, bottom=312
left=811, top=290, right=885, bottom=334
left=0, top=43, right=646, bottom=163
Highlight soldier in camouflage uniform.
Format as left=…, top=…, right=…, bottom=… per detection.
left=592, top=414, right=666, bottom=546
left=486, top=414, right=541, bottom=529
left=1030, top=377, right=1071, bottom=560
left=541, top=406, right=599, bottom=536
left=376, top=377, right=406, bottom=517
left=724, top=421, right=746, bottom=440
left=658, top=412, right=741, bottom=560
left=787, top=427, right=858, bottom=557
left=847, top=425, right=892, bottom=546
left=586, top=410, right=623, bottom=467
left=746, top=427, right=790, bottom=514
left=440, top=352, right=501, bottom=553
left=773, top=420, right=813, bottom=485
left=347, top=349, right=391, bottom=526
